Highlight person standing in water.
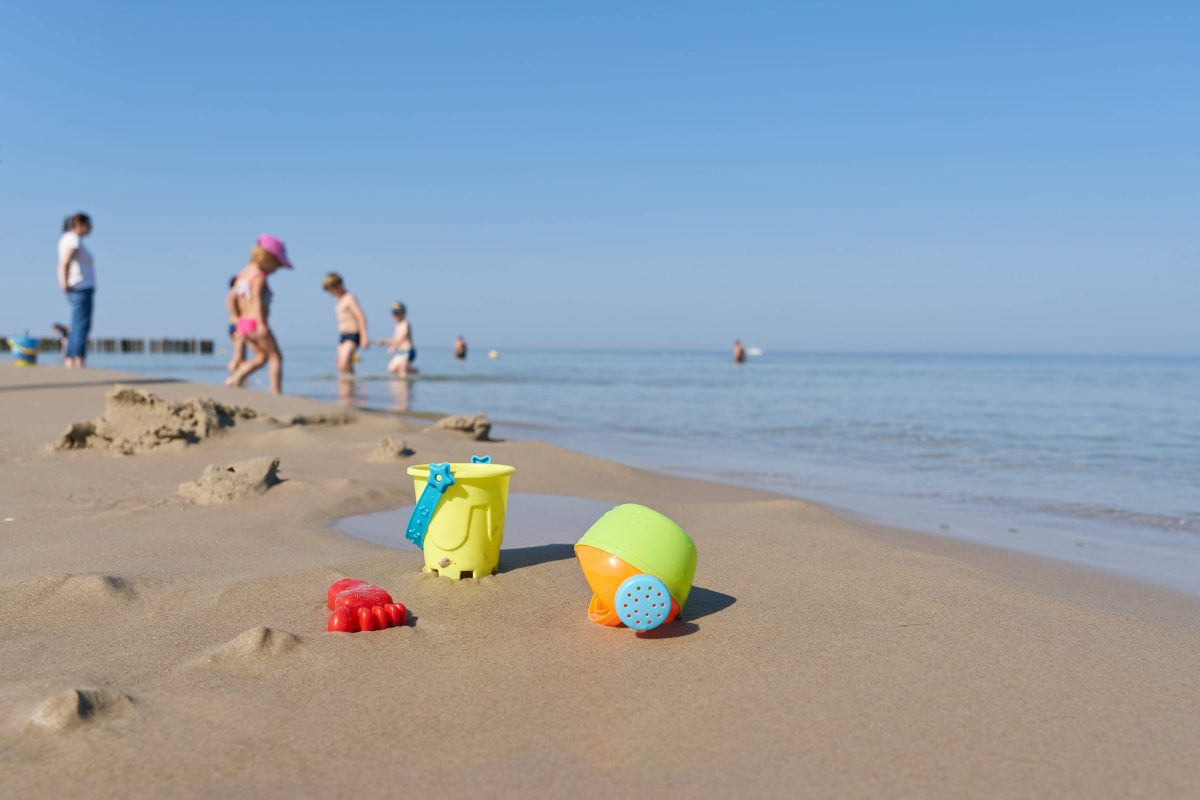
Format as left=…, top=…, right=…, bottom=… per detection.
left=454, top=335, right=467, bottom=360
left=321, top=272, right=369, bottom=378
left=733, top=339, right=746, bottom=364
left=56, top=213, right=95, bottom=368
left=378, top=302, right=416, bottom=377
left=226, top=234, right=293, bottom=393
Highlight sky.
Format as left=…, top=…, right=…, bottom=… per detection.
left=1, top=1, right=1196, bottom=354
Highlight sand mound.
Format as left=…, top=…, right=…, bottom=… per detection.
left=200, top=626, right=299, bottom=667
left=27, top=688, right=133, bottom=732
left=5, top=574, right=138, bottom=607
left=55, top=386, right=260, bottom=455
left=434, top=412, right=492, bottom=441
left=178, top=456, right=282, bottom=505
left=368, top=436, right=414, bottom=463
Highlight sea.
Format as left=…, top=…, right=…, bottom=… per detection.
left=80, top=346, right=1200, bottom=594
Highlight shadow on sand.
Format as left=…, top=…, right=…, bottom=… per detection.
left=635, top=586, right=737, bottom=639
left=682, top=586, right=737, bottom=621
left=498, top=545, right=737, bottom=637
left=500, top=543, right=576, bottom=572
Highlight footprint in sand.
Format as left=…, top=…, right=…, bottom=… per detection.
left=25, top=688, right=134, bottom=732
left=1, top=575, right=140, bottom=638
left=5, top=574, right=138, bottom=607
left=195, top=626, right=300, bottom=670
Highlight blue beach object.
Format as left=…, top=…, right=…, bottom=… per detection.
left=614, top=574, right=672, bottom=631
left=8, top=331, right=38, bottom=367
left=404, top=462, right=455, bottom=549
left=471, top=455, right=492, bottom=464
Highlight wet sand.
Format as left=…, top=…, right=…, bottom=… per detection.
left=1, top=363, right=1199, bottom=798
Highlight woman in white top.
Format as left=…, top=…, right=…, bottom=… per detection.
left=57, top=212, right=95, bottom=368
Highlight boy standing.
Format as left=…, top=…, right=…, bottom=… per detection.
left=322, top=272, right=369, bottom=377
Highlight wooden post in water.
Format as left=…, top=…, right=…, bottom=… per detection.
left=3, top=336, right=212, bottom=356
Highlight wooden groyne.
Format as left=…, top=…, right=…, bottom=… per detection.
left=1, top=337, right=215, bottom=355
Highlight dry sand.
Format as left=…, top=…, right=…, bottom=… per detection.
left=1, top=363, right=1199, bottom=798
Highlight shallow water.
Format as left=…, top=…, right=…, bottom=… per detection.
left=336, top=493, right=615, bottom=560
left=85, top=347, right=1200, bottom=593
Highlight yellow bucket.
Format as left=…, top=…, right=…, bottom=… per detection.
left=406, top=461, right=515, bottom=579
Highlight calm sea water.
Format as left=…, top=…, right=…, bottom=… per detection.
left=82, top=346, right=1200, bottom=593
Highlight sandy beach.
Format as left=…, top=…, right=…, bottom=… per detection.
left=2, top=363, right=1199, bottom=798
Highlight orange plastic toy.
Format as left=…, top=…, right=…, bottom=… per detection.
left=574, top=504, right=696, bottom=632
left=326, top=578, right=407, bottom=632
left=575, top=545, right=680, bottom=627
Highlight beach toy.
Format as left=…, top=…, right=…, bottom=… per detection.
left=8, top=332, right=38, bottom=367
left=575, top=504, right=697, bottom=632
left=327, top=577, right=367, bottom=609
left=405, top=456, right=515, bottom=579
left=326, top=578, right=406, bottom=632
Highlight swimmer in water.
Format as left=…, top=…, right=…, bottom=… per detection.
left=322, top=272, right=369, bottom=379
left=454, top=334, right=467, bottom=360
left=733, top=339, right=746, bottom=364
left=377, top=302, right=417, bottom=377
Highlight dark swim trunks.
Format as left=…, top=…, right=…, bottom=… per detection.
left=339, top=333, right=361, bottom=346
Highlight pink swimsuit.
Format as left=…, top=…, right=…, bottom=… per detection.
left=234, top=270, right=272, bottom=337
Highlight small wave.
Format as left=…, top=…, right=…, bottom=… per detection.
left=1030, top=503, right=1200, bottom=534
left=306, top=372, right=617, bottom=387
left=939, top=494, right=1200, bottom=534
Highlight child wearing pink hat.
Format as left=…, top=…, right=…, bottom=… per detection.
left=225, top=234, right=293, bottom=394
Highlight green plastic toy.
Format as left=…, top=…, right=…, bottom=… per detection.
left=575, top=504, right=697, bottom=631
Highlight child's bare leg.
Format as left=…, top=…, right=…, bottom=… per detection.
left=258, top=332, right=282, bottom=394
left=337, top=341, right=357, bottom=376
left=227, top=338, right=266, bottom=387
left=228, top=352, right=266, bottom=387
left=268, top=352, right=283, bottom=394
left=227, top=334, right=244, bottom=372
left=337, top=378, right=354, bottom=405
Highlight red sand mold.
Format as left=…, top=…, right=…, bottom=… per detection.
left=326, top=579, right=406, bottom=632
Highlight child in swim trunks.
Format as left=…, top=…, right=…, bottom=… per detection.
left=225, top=234, right=292, bottom=394
left=322, top=272, right=369, bottom=378
left=377, top=302, right=416, bottom=377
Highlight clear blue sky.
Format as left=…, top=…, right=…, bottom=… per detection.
left=1, top=1, right=1196, bottom=354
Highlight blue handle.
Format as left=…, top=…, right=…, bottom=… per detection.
left=404, top=463, right=455, bottom=549
left=471, top=455, right=491, bottom=464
